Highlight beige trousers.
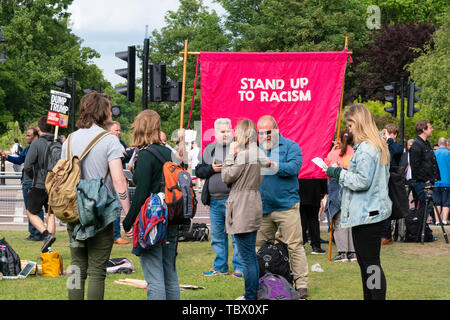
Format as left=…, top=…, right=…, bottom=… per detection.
left=256, top=203, right=308, bottom=289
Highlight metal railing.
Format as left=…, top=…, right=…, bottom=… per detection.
left=0, top=172, right=26, bottom=225
left=0, top=174, right=210, bottom=227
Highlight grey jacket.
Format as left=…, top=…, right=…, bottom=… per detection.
left=222, top=143, right=269, bottom=234
left=338, top=142, right=392, bottom=228
left=24, top=133, right=54, bottom=189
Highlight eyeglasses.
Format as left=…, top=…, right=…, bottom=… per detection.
left=258, top=130, right=273, bottom=136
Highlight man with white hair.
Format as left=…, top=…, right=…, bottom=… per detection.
left=195, top=118, right=243, bottom=278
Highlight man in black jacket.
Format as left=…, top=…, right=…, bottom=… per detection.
left=23, top=116, right=56, bottom=253
left=381, top=123, right=404, bottom=245
left=195, top=118, right=243, bottom=278
left=410, top=119, right=441, bottom=220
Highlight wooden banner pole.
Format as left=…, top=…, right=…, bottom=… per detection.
left=180, top=40, right=189, bottom=129
left=328, top=36, right=349, bottom=262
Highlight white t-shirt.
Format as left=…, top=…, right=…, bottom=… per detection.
left=61, top=124, right=125, bottom=192
left=188, top=146, right=200, bottom=168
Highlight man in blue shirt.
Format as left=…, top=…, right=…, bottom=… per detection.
left=0, top=128, right=44, bottom=241
left=434, top=137, right=449, bottom=225
left=256, top=115, right=309, bottom=299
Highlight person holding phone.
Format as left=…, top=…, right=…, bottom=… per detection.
left=195, top=118, right=243, bottom=278
left=222, top=119, right=270, bottom=299
left=323, top=104, right=391, bottom=300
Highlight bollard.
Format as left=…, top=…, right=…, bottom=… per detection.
left=0, top=157, right=5, bottom=185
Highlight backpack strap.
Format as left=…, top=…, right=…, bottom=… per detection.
left=144, top=145, right=168, bottom=165
left=66, top=133, right=73, bottom=159
left=79, top=131, right=111, bottom=161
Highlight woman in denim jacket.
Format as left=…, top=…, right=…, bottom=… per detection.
left=324, top=104, right=392, bottom=300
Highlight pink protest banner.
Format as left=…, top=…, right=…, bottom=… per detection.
left=200, top=51, right=349, bottom=179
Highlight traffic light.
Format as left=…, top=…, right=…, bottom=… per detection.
left=406, top=82, right=420, bottom=117
left=384, top=82, right=397, bottom=117
left=164, top=81, right=182, bottom=102
left=55, top=77, right=68, bottom=93
left=114, top=45, right=136, bottom=102
left=82, top=86, right=95, bottom=94
left=149, top=64, right=166, bottom=102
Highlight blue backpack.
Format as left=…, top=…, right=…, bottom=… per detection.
left=133, top=193, right=169, bottom=249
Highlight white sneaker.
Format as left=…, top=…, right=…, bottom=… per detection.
left=235, top=295, right=246, bottom=300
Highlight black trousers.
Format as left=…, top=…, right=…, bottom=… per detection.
left=352, top=220, right=387, bottom=300
left=300, top=204, right=321, bottom=248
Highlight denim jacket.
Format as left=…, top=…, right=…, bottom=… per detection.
left=338, top=142, right=392, bottom=228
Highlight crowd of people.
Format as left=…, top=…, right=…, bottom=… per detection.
left=0, top=91, right=449, bottom=301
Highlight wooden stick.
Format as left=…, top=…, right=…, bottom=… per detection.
left=179, top=51, right=200, bottom=55
left=54, top=126, right=59, bottom=142
left=180, top=40, right=188, bottom=129
left=328, top=36, right=349, bottom=262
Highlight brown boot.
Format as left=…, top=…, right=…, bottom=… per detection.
left=297, top=287, right=308, bottom=300
left=114, top=238, right=130, bottom=245
left=381, top=238, right=393, bottom=245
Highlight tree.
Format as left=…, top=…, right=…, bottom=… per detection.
left=0, top=0, right=108, bottom=135
left=364, top=0, right=449, bottom=26
left=145, top=0, right=231, bottom=139
left=407, top=9, right=450, bottom=128
left=216, top=0, right=370, bottom=105
left=349, top=22, right=437, bottom=103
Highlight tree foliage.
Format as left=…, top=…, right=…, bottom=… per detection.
left=145, top=0, right=231, bottom=139
left=349, top=22, right=437, bottom=102
left=0, top=0, right=108, bottom=136
left=407, top=9, right=450, bottom=128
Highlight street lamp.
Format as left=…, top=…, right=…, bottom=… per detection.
left=0, top=27, right=6, bottom=63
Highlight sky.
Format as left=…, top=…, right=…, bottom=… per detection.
left=67, top=0, right=225, bottom=87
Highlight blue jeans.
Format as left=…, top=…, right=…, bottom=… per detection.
left=139, top=225, right=180, bottom=300
left=209, top=198, right=242, bottom=273
left=234, top=231, right=259, bottom=300
left=22, top=182, right=44, bottom=238
left=113, top=217, right=121, bottom=240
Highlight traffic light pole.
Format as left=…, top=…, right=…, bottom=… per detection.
left=142, top=38, right=149, bottom=110
left=71, top=73, right=76, bottom=132
left=400, top=77, right=405, bottom=150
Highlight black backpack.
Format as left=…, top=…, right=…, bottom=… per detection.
left=178, top=222, right=209, bottom=242
left=0, top=238, right=21, bottom=276
left=404, top=209, right=434, bottom=242
left=43, top=138, right=63, bottom=172
left=388, top=166, right=410, bottom=220
left=257, top=238, right=293, bottom=284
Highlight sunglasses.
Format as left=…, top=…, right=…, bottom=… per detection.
left=258, top=130, right=274, bottom=136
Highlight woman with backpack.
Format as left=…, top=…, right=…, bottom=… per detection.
left=221, top=119, right=271, bottom=300
left=122, top=109, right=185, bottom=300
left=323, top=104, right=392, bottom=300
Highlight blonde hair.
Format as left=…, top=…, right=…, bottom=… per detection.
left=344, top=104, right=390, bottom=166
left=235, top=119, right=257, bottom=148
left=131, top=109, right=162, bottom=148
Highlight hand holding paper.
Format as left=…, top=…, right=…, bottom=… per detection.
left=312, top=157, right=327, bottom=170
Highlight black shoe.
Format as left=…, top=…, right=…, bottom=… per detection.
left=311, top=247, right=326, bottom=255
left=320, top=238, right=328, bottom=244
left=41, top=233, right=56, bottom=253
left=25, top=235, right=44, bottom=241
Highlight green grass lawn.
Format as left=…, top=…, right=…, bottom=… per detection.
left=0, top=227, right=449, bottom=300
